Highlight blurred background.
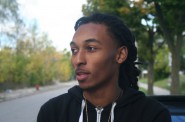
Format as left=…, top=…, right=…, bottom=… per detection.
left=0, top=0, right=185, bottom=97
left=0, top=0, right=185, bottom=122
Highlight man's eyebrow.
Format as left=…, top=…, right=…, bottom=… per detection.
left=70, top=38, right=102, bottom=46
left=85, top=38, right=102, bottom=45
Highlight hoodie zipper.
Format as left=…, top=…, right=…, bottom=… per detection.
left=95, top=107, right=103, bottom=122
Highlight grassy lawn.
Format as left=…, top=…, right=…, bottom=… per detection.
left=139, top=78, right=147, bottom=83
left=139, top=74, right=185, bottom=94
left=180, top=75, right=185, bottom=94
left=154, top=78, right=170, bottom=90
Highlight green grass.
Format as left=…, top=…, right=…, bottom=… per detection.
left=139, top=78, right=147, bottom=83
left=180, top=74, right=185, bottom=82
left=180, top=75, right=185, bottom=94
left=154, top=78, right=170, bottom=90
left=139, top=74, right=185, bottom=94
left=139, top=77, right=170, bottom=90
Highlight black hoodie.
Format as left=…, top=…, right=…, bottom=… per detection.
left=37, top=85, right=171, bottom=122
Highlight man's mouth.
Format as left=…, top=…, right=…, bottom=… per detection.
left=75, top=69, right=90, bottom=81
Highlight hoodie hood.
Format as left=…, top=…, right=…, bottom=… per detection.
left=68, top=85, right=145, bottom=122
left=38, top=85, right=171, bottom=122
left=68, top=85, right=145, bottom=106
left=116, top=87, right=145, bottom=107
left=68, top=85, right=83, bottom=103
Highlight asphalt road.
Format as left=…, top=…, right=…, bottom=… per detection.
left=0, top=84, right=73, bottom=122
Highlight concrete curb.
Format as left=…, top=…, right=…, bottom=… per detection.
left=0, top=81, right=77, bottom=102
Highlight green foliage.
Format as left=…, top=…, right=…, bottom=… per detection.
left=154, top=45, right=170, bottom=80
left=160, top=0, right=185, bottom=33
left=53, top=51, right=73, bottom=82
left=0, top=44, right=73, bottom=89
left=0, top=27, right=73, bottom=90
left=0, top=0, right=74, bottom=90
left=0, top=47, right=15, bottom=83
left=137, top=32, right=150, bottom=61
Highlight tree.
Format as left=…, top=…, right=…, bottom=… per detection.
left=151, top=0, right=185, bottom=94
left=0, top=0, right=23, bottom=47
left=154, top=45, right=170, bottom=81
left=180, top=44, right=185, bottom=72
left=0, top=3, right=74, bottom=89
left=0, top=47, right=15, bottom=84
left=131, top=1, right=165, bottom=95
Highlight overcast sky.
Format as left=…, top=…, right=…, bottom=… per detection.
left=18, top=0, right=86, bottom=51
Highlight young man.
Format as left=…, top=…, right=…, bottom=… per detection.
left=37, top=13, right=171, bottom=122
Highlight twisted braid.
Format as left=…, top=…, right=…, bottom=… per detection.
left=74, top=13, right=140, bottom=90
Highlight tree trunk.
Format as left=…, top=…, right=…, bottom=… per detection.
left=170, top=52, right=180, bottom=94
left=147, top=61, right=154, bottom=95
left=170, top=35, right=182, bottom=94
left=146, top=29, right=155, bottom=95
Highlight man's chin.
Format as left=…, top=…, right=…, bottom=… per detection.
left=78, top=81, right=94, bottom=91
left=78, top=83, right=101, bottom=92
left=79, top=86, right=95, bottom=91
left=78, top=83, right=91, bottom=90
left=78, top=79, right=109, bottom=92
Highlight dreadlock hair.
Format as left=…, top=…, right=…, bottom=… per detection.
left=74, top=13, right=140, bottom=90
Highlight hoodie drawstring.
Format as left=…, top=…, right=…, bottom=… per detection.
left=79, top=100, right=85, bottom=122
left=79, top=99, right=117, bottom=122
left=95, top=107, right=103, bottom=122
left=110, top=102, right=117, bottom=122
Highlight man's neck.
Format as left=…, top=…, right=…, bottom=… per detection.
left=83, top=85, right=122, bottom=107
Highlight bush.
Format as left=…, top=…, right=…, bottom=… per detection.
left=154, top=64, right=170, bottom=81
left=154, top=45, right=170, bottom=81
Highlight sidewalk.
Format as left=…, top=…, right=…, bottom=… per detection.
left=138, top=82, right=170, bottom=95
left=0, top=81, right=77, bottom=102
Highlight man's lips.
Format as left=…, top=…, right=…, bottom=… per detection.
left=75, top=69, right=90, bottom=81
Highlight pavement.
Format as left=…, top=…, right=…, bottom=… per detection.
left=138, top=82, right=170, bottom=95
left=0, top=81, right=77, bottom=102
left=0, top=81, right=170, bottom=102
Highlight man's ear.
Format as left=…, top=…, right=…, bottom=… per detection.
left=116, top=46, right=128, bottom=64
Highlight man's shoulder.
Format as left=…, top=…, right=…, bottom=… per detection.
left=41, top=93, right=71, bottom=109
left=42, top=85, right=82, bottom=108
left=50, top=93, right=71, bottom=103
left=37, top=86, right=83, bottom=122
left=124, top=88, right=169, bottom=112
left=145, top=96, right=167, bottom=108
left=135, top=94, right=170, bottom=117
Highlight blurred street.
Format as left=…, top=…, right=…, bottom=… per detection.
left=0, top=81, right=77, bottom=122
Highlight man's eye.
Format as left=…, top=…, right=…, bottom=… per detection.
left=71, top=48, right=78, bottom=55
left=87, top=46, right=96, bottom=52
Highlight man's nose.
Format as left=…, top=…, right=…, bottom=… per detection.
left=74, top=50, right=86, bottom=66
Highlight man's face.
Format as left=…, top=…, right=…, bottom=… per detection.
left=70, top=23, right=120, bottom=90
